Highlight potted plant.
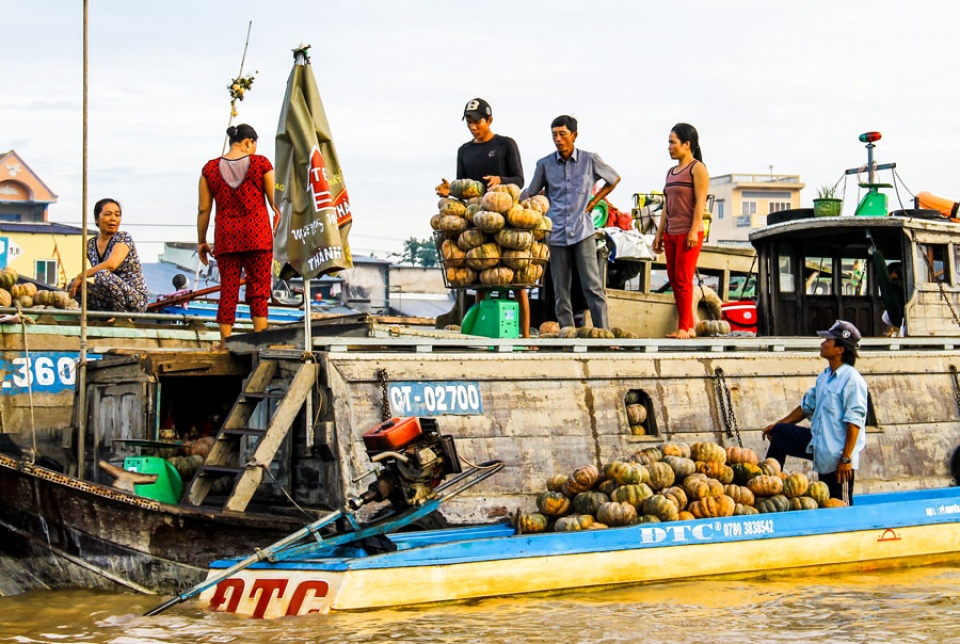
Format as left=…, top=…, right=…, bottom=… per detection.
left=813, top=184, right=842, bottom=217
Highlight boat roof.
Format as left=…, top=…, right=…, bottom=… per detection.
left=749, top=213, right=960, bottom=243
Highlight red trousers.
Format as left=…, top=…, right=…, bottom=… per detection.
left=663, top=231, right=704, bottom=331
left=217, top=250, right=272, bottom=325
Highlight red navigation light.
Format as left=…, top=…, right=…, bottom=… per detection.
left=859, top=131, right=882, bottom=143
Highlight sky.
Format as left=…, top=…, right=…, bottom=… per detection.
left=4, top=1, right=960, bottom=263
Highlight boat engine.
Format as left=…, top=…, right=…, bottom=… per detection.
left=350, top=417, right=462, bottom=510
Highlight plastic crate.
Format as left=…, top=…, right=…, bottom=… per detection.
left=434, top=230, right=548, bottom=289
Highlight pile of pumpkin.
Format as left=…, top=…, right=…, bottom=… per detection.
left=536, top=320, right=639, bottom=340
left=431, top=179, right=553, bottom=288
left=516, top=440, right=847, bottom=534
left=0, top=268, right=78, bottom=309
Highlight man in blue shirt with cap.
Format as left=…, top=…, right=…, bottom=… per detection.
left=762, top=320, right=868, bottom=504
left=522, top=115, right=620, bottom=329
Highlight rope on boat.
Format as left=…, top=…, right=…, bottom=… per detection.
left=246, top=458, right=315, bottom=520
left=14, top=305, right=38, bottom=455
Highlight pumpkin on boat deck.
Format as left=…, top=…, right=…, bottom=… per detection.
left=488, top=183, right=521, bottom=202
left=805, top=480, right=831, bottom=506
left=788, top=496, right=819, bottom=511
left=758, top=458, right=783, bottom=477
left=782, top=472, right=810, bottom=499
left=660, top=442, right=692, bottom=459
left=645, top=461, right=675, bottom=491
left=690, top=441, right=726, bottom=464
left=553, top=514, right=595, bottom=532
left=572, top=491, right=609, bottom=516
left=596, top=501, right=637, bottom=527
left=725, top=446, right=760, bottom=465
left=747, top=475, right=784, bottom=497
left=0, top=289, right=10, bottom=308
left=570, top=464, right=600, bottom=490
left=643, top=494, right=680, bottom=522
left=0, top=268, right=17, bottom=290
left=536, top=491, right=571, bottom=517
left=723, top=484, right=755, bottom=506
left=731, top=462, right=763, bottom=485
left=684, top=476, right=724, bottom=500
left=610, top=483, right=654, bottom=509
left=756, top=494, right=790, bottom=513
left=516, top=512, right=549, bottom=534
left=821, top=498, right=847, bottom=508
left=495, top=229, right=534, bottom=250
left=661, top=486, right=688, bottom=512
left=689, top=494, right=736, bottom=519
left=539, top=321, right=560, bottom=336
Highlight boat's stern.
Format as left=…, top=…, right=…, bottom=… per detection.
left=199, top=563, right=345, bottom=618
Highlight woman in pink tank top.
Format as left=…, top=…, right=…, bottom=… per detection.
left=653, top=123, right=709, bottom=339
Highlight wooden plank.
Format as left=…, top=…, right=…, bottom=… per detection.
left=224, top=362, right=317, bottom=512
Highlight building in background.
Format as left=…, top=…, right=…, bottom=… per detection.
left=0, top=150, right=57, bottom=222
left=709, top=173, right=804, bottom=242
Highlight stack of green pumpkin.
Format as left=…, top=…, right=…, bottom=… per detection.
left=536, top=321, right=640, bottom=340
left=0, top=268, right=78, bottom=309
left=515, top=439, right=847, bottom=534
left=431, top=180, right=553, bottom=288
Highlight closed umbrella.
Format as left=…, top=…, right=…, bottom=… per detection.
left=274, top=44, right=353, bottom=347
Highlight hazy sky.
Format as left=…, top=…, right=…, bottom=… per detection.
left=4, top=1, right=960, bottom=262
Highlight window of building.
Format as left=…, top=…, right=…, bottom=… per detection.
left=35, top=259, right=58, bottom=285
left=716, top=199, right=724, bottom=220
left=741, top=201, right=757, bottom=216
left=768, top=201, right=792, bottom=213
left=736, top=216, right=752, bottom=227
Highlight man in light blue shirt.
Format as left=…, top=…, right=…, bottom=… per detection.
left=521, top=115, right=620, bottom=329
left=762, top=320, right=868, bottom=504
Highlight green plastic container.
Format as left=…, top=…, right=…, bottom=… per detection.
left=461, top=298, right=519, bottom=339
left=123, top=456, right=184, bottom=505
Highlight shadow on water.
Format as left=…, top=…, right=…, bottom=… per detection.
left=1, top=566, right=959, bottom=644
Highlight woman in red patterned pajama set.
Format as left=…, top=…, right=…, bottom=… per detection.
left=197, top=124, right=280, bottom=349
left=653, top=123, right=709, bottom=340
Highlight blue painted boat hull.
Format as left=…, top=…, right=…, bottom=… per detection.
left=199, top=487, right=960, bottom=617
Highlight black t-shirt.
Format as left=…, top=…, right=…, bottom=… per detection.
left=456, top=134, right=524, bottom=188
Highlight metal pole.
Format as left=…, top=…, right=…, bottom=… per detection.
left=77, top=0, right=89, bottom=479
left=302, top=278, right=313, bottom=451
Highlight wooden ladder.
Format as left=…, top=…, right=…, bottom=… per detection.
left=185, top=358, right=317, bottom=512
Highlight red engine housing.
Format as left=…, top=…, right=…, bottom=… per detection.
left=362, top=417, right=423, bottom=453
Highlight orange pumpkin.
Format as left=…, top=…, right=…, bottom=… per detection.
left=758, top=458, right=782, bottom=477
left=697, top=460, right=734, bottom=484
left=521, top=195, right=550, bottom=214
left=821, top=498, right=847, bottom=508
left=546, top=474, right=568, bottom=492
left=684, top=476, right=724, bottom=500
left=488, top=183, right=521, bottom=202
left=689, top=494, right=736, bottom=519
left=516, top=512, right=549, bottom=534
left=660, top=442, right=692, bottom=459
left=570, top=464, right=600, bottom=490
left=677, top=510, right=696, bottom=521
left=645, top=461, right=676, bottom=491
left=440, top=240, right=466, bottom=267
left=532, top=214, right=553, bottom=241
left=449, top=178, right=485, bottom=199
left=725, top=446, right=760, bottom=465
left=480, top=191, right=513, bottom=214
left=747, top=475, right=784, bottom=497
left=539, top=321, right=560, bottom=336
left=806, top=481, right=831, bottom=506
left=690, top=442, right=726, bottom=464
left=723, top=484, right=755, bottom=506
left=480, top=267, right=514, bottom=286
left=661, top=486, right=688, bottom=511
left=434, top=215, right=470, bottom=235
left=507, top=208, right=543, bottom=230
left=445, top=267, right=477, bottom=287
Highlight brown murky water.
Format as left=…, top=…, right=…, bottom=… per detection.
left=2, top=566, right=959, bottom=643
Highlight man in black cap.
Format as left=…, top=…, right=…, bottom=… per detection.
left=436, top=98, right=524, bottom=197
left=762, top=320, right=869, bottom=504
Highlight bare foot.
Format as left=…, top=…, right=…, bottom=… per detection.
left=665, top=331, right=680, bottom=339
left=686, top=328, right=697, bottom=338
left=676, top=329, right=693, bottom=339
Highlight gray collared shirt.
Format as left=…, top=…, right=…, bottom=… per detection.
left=522, top=148, right=619, bottom=247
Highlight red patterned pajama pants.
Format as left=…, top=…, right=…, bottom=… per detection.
left=216, top=250, right=272, bottom=325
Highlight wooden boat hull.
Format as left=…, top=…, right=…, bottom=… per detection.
left=199, top=487, right=960, bottom=617
left=0, top=453, right=312, bottom=594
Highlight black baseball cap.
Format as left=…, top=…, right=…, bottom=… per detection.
left=817, top=320, right=862, bottom=344
left=463, top=98, right=492, bottom=121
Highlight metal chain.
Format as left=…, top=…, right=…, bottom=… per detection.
left=713, top=367, right=743, bottom=447
left=950, top=366, right=960, bottom=417
left=378, top=369, right=391, bottom=422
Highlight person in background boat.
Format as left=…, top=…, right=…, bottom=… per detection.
left=67, top=198, right=149, bottom=313
left=197, top=124, right=280, bottom=349
left=521, top=114, right=619, bottom=329
left=435, top=98, right=524, bottom=198
left=653, top=123, right=709, bottom=339
left=762, top=320, right=868, bottom=504
left=156, top=273, right=191, bottom=311
left=880, top=261, right=905, bottom=336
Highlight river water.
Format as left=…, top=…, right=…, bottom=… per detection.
left=1, top=566, right=958, bottom=643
